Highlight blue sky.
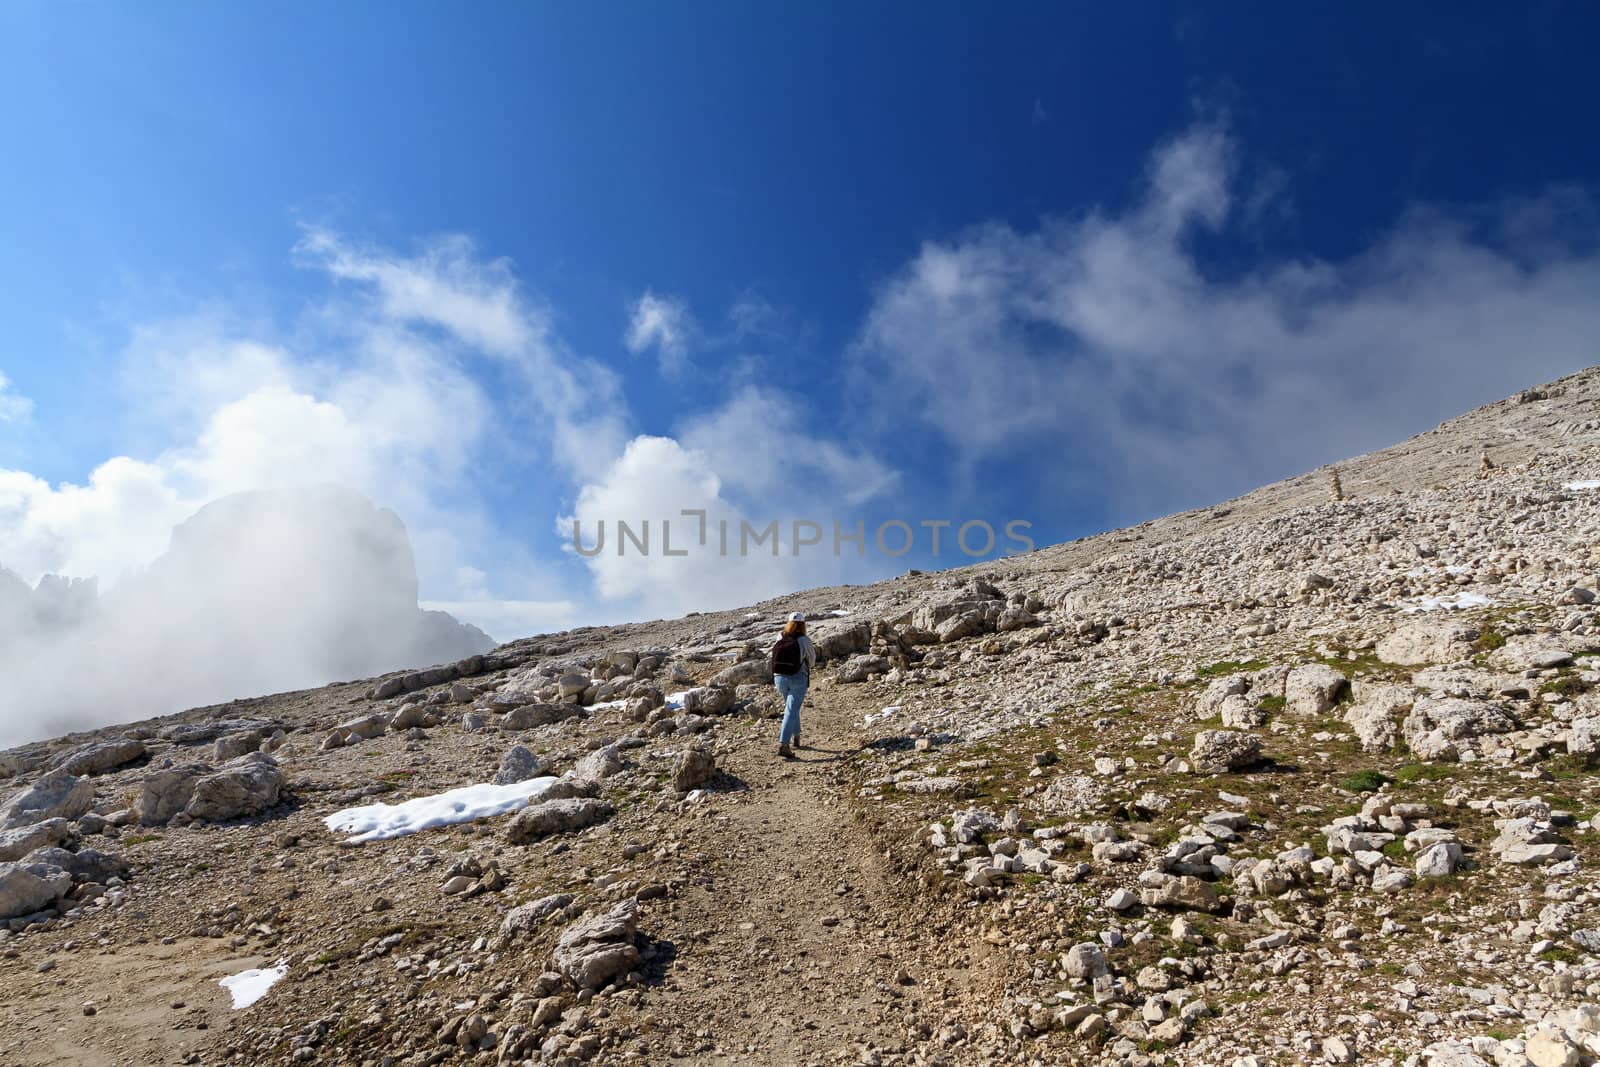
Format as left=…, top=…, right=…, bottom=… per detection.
left=3, top=3, right=1600, bottom=638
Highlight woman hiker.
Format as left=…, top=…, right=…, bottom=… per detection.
left=770, top=611, right=817, bottom=759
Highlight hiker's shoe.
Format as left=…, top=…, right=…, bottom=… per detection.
left=793, top=733, right=802, bottom=750
left=778, top=743, right=794, bottom=759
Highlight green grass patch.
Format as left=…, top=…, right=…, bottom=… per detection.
left=1196, top=659, right=1267, bottom=679
left=1394, top=763, right=1453, bottom=785
left=1539, top=675, right=1592, bottom=699
left=1258, top=695, right=1286, bottom=712
left=1473, top=629, right=1507, bottom=651
left=1340, top=770, right=1389, bottom=793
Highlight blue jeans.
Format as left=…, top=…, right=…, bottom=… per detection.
left=775, top=672, right=808, bottom=745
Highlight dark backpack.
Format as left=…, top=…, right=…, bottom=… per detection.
left=770, top=634, right=803, bottom=675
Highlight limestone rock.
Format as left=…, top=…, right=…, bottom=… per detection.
left=0, top=860, right=73, bottom=920
left=499, top=703, right=582, bottom=731
left=0, top=818, right=71, bottom=862
left=838, top=655, right=890, bottom=683
left=53, top=740, right=147, bottom=777
left=1190, top=730, right=1262, bottom=773
left=505, top=798, right=613, bottom=845
left=573, top=746, right=624, bottom=781
left=493, top=746, right=549, bottom=785
left=1, top=770, right=95, bottom=830
left=1284, top=664, right=1349, bottom=716
left=134, top=762, right=210, bottom=826
left=671, top=746, right=716, bottom=792
left=183, top=754, right=285, bottom=823
left=1376, top=620, right=1479, bottom=666
left=552, top=899, right=641, bottom=990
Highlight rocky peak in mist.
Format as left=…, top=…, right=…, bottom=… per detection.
left=0, top=487, right=492, bottom=745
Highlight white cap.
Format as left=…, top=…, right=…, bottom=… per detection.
left=788, top=611, right=805, bottom=623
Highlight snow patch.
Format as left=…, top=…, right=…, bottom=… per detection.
left=664, top=690, right=689, bottom=710
left=220, top=960, right=288, bottom=1009
left=1404, top=592, right=1493, bottom=613
left=861, top=705, right=902, bottom=728
left=325, top=776, right=563, bottom=843
left=1564, top=479, right=1600, bottom=491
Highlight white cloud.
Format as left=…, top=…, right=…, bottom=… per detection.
left=1, top=228, right=904, bottom=740
left=856, top=121, right=1600, bottom=515
left=299, top=228, right=628, bottom=482
left=557, top=384, right=899, bottom=617
left=678, top=385, right=898, bottom=507
left=560, top=435, right=812, bottom=619
left=624, top=290, right=695, bottom=375
left=0, top=371, right=33, bottom=423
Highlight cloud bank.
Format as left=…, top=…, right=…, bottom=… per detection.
left=856, top=122, right=1600, bottom=517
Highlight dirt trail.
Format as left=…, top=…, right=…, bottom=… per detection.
left=641, top=677, right=971, bottom=1065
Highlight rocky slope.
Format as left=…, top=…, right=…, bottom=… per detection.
left=0, top=367, right=1598, bottom=1067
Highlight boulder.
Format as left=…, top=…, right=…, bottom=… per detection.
left=1525, top=1030, right=1581, bottom=1067
left=936, top=612, right=987, bottom=643
left=182, top=754, right=284, bottom=823
left=573, top=746, right=624, bottom=781
left=1284, top=664, right=1349, bottom=716
left=372, top=677, right=407, bottom=700
left=1189, top=730, right=1262, bottom=773
left=556, top=673, right=589, bottom=701
left=1344, top=685, right=1414, bottom=752
left=20, top=846, right=126, bottom=884
left=500, top=703, right=583, bottom=731
left=1139, top=874, right=1221, bottom=912
left=158, top=719, right=277, bottom=745
left=1219, top=695, right=1268, bottom=729
left=553, top=899, right=640, bottom=990
left=678, top=686, right=736, bottom=715
left=671, top=746, right=716, bottom=792
left=1, top=770, right=95, bottom=830
left=335, top=713, right=390, bottom=742
left=0, top=818, right=71, bottom=862
left=1490, top=637, right=1578, bottom=672
left=505, top=798, right=613, bottom=845
left=54, top=740, right=147, bottom=777
left=1566, top=717, right=1599, bottom=757
left=495, top=892, right=575, bottom=944
left=838, top=655, right=891, bottom=683
left=0, top=860, right=73, bottom=920
left=810, top=621, right=871, bottom=662
left=1063, top=943, right=1108, bottom=981
left=212, top=731, right=266, bottom=761
left=1491, top=818, right=1572, bottom=866
left=0, top=748, right=50, bottom=781
left=1415, top=841, right=1462, bottom=878
left=1401, top=697, right=1516, bottom=760
left=995, top=607, right=1037, bottom=632
left=389, top=704, right=432, bottom=730
left=1376, top=620, right=1479, bottom=666
left=1196, top=675, right=1251, bottom=719
left=493, top=746, right=549, bottom=786
left=710, top=659, right=772, bottom=688
left=134, top=762, right=210, bottom=826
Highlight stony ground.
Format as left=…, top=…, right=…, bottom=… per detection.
left=2, top=366, right=1599, bottom=1067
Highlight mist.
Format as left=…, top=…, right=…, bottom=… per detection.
left=0, top=486, right=492, bottom=749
